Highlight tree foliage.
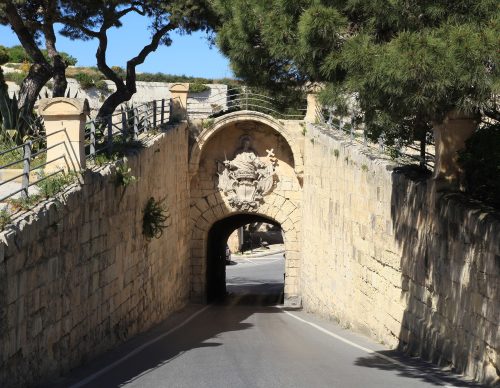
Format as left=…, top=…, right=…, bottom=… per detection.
left=58, top=0, right=217, bottom=118
left=214, top=0, right=500, bottom=146
left=0, top=1, right=217, bottom=119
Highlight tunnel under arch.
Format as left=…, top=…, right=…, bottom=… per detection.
left=206, top=214, right=281, bottom=302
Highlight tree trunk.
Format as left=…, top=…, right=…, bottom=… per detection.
left=43, top=11, right=68, bottom=98
left=18, top=63, right=52, bottom=114
left=96, top=87, right=133, bottom=119
left=0, top=67, right=7, bottom=95
left=51, top=56, right=68, bottom=97
left=420, top=135, right=426, bottom=168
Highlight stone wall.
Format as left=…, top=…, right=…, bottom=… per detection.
left=0, top=125, right=191, bottom=387
left=188, top=113, right=304, bottom=305
left=5, top=76, right=227, bottom=118
left=301, top=124, right=500, bottom=384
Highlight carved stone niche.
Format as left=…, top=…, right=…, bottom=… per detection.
left=217, top=135, right=278, bottom=211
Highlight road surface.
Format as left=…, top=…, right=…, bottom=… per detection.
left=47, top=253, right=479, bottom=388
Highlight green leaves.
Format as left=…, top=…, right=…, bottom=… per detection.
left=215, top=0, right=499, bottom=135
left=142, top=197, right=170, bottom=241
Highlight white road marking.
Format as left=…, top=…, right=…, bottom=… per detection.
left=282, top=310, right=459, bottom=388
left=69, top=305, right=211, bottom=388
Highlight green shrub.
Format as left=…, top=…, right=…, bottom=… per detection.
left=115, top=161, right=137, bottom=187
left=0, top=46, right=9, bottom=65
left=8, top=194, right=41, bottom=211
left=189, top=82, right=209, bottom=94
left=36, top=172, right=76, bottom=199
left=458, top=123, right=500, bottom=208
left=95, top=80, right=110, bottom=94
left=143, top=197, right=170, bottom=240
left=0, top=209, right=11, bottom=230
left=4, top=71, right=26, bottom=86
left=74, top=72, right=95, bottom=89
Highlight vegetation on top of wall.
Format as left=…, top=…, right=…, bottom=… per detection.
left=3, top=71, right=27, bottom=86
left=0, top=45, right=77, bottom=66
left=6, top=172, right=77, bottom=213
left=458, top=123, right=500, bottom=209
left=143, top=197, right=170, bottom=240
left=37, top=172, right=77, bottom=199
left=189, top=82, right=210, bottom=94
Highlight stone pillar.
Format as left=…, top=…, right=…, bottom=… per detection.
left=432, top=110, right=477, bottom=186
left=38, top=98, right=90, bottom=172
left=227, top=230, right=240, bottom=253
left=305, top=93, right=320, bottom=123
left=169, top=83, right=189, bottom=122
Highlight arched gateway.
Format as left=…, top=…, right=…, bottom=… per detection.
left=189, top=111, right=304, bottom=307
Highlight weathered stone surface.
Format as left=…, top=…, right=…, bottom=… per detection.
left=0, top=125, right=190, bottom=388
left=301, top=125, right=500, bottom=385
left=189, top=112, right=303, bottom=306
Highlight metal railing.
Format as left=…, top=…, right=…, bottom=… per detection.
left=314, top=106, right=435, bottom=169
left=0, top=131, right=69, bottom=203
left=85, top=99, right=172, bottom=159
left=1, top=89, right=305, bottom=205
left=188, top=88, right=307, bottom=120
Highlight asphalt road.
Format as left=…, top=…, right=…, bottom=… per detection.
left=48, top=253, right=479, bottom=388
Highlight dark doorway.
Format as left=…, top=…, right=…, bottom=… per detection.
left=206, top=214, right=281, bottom=303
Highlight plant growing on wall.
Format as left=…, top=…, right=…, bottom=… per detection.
left=143, top=197, right=170, bottom=240
left=0, top=208, right=11, bottom=230
left=115, top=161, right=137, bottom=187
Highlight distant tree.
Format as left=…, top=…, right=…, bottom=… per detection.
left=214, top=0, right=500, bottom=157
left=1, top=45, right=77, bottom=66
left=59, top=0, right=217, bottom=118
left=0, top=1, right=73, bottom=112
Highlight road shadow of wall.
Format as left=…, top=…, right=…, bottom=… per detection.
left=46, top=303, right=283, bottom=388
left=386, top=165, right=499, bottom=384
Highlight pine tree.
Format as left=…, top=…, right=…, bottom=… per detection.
left=214, top=0, right=500, bottom=147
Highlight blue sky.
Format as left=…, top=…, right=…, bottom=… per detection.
left=0, top=12, right=233, bottom=79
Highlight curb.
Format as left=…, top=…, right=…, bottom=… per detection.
left=233, top=249, right=285, bottom=259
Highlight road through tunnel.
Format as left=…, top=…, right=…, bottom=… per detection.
left=206, top=214, right=281, bottom=303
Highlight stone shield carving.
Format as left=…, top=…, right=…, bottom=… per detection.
left=218, top=136, right=277, bottom=210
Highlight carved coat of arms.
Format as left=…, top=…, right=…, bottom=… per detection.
left=217, top=135, right=277, bottom=210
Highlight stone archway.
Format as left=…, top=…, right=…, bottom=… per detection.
left=189, top=112, right=303, bottom=307
left=190, top=194, right=301, bottom=307
left=205, top=213, right=282, bottom=302
left=189, top=110, right=304, bottom=177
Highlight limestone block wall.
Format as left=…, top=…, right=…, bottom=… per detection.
left=189, top=116, right=304, bottom=304
left=6, top=77, right=227, bottom=118
left=0, top=125, right=190, bottom=388
left=301, top=125, right=500, bottom=384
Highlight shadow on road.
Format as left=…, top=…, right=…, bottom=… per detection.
left=48, top=286, right=283, bottom=388
left=355, top=350, right=483, bottom=387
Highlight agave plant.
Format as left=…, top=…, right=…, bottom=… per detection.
left=0, top=91, right=46, bottom=150
left=0, top=92, right=29, bottom=145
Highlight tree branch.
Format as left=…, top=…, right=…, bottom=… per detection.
left=125, top=23, right=176, bottom=90
left=3, top=1, right=49, bottom=66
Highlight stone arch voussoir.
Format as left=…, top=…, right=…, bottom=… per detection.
left=189, top=195, right=301, bottom=307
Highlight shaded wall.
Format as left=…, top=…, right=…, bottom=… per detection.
left=0, top=125, right=190, bottom=387
left=301, top=125, right=499, bottom=384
